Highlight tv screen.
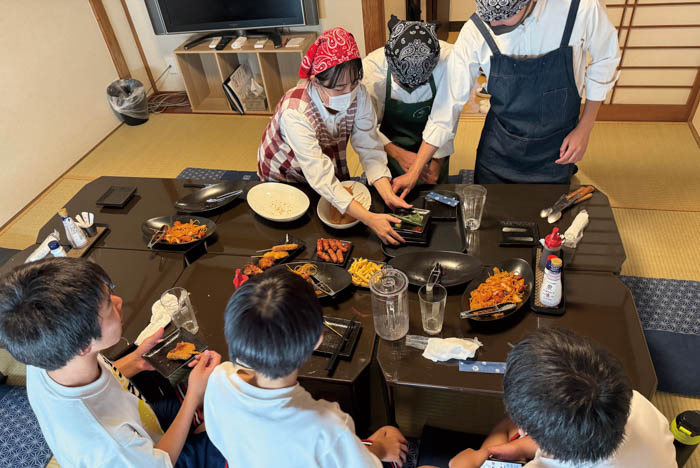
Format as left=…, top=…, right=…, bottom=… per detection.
left=148, top=0, right=318, bottom=34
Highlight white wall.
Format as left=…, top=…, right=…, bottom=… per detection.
left=110, top=0, right=366, bottom=92
left=0, top=0, right=121, bottom=227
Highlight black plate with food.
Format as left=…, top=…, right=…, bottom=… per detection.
left=271, top=261, right=353, bottom=298
left=314, top=317, right=362, bottom=359
left=143, top=328, right=208, bottom=378
left=142, top=215, right=216, bottom=249
left=461, top=258, right=534, bottom=322
left=418, top=190, right=460, bottom=220
left=383, top=209, right=465, bottom=257
left=174, top=181, right=244, bottom=213
left=388, top=251, right=481, bottom=288
left=248, top=234, right=306, bottom=271
left=390, top=208, right=431, bottom=238
left=311, top=238, right=354, bottom=268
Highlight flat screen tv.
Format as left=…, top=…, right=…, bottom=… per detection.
left=145, top=0, right=319, bottom=35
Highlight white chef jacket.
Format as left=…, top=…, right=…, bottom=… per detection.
left=362, top=40, right=455, bottom=159
left=278, top=84, right=390, bottom=213
left=423, top=0, right=620, bottom=150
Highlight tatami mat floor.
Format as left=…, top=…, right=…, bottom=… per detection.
left=1, top=114, right=698, bottom=468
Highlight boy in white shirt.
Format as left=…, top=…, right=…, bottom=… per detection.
left=0, top=258, right=224, bottom=468
left=449, top=327, right=677, bottom=468
left=204, top=268, right=408, bottom=467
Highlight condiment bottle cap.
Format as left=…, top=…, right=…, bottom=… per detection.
left=545, top=227, right=562, bottom=248
left=58, top=208, right=68, bottom=217
left=48, top=240, right=59, bottom=249
left=550, top=257, right=563, bottom=267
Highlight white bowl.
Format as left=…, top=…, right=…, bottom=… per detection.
left=247, top=182, right=310, bottom=222
left=317, top=180, right=372, bottom=229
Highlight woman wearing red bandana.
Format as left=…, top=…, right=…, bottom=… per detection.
left=258, top=28, right=411, bottom=245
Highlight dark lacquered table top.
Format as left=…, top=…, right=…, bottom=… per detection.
left=21, top=176, right=652, bottom=394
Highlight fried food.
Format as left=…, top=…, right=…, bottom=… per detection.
left=348, top=258, right=383, bottom=287
left=271, top=243, right=298, bottom=252
left=166, top=341, right=200, bottom=361
left=258, top=256, right=276, bottom=269
left=329, top=186, right=357, bottom=225
left=263, top=251, right=289, bottom=261
left=316, top=238, right=351, bottom=264
left=243, top=263, right=263, bottom=276
left=469, top=268, right=526, bottom=315
left=161, top=220, right=207, bottom=244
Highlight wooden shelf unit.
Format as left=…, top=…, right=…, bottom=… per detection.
left=174, top=33, right=316, bottom=115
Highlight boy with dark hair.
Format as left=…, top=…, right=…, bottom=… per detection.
left=204, top=268, right=408, bottom=467
left=449, top=327, right=676, bottom=468
left=0, top=257, right=224, bottom=468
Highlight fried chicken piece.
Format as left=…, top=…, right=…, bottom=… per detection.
left=166, top=342, right=199, bottom=361
left=263, top=251, right=289, bottom=260
left=258, top=256, right=276, bottom=269
left=243, top=263, right=263, bottom=276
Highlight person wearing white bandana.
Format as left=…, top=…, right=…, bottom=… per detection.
left=391, top=0, right=620, bottom=193
left=363, top=16, right=454, bottom=184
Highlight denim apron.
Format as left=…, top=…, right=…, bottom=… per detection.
left=379, top=69, right=450, bottom=184
left=471, top=0, right=581, bottom=184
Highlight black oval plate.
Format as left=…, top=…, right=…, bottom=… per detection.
left=142, top=215, right=216, bottom=249
left=270, top=261, right=352, bottom=298
left=461, top=257, right=534, bottom=322
left=174, top=181, right=243, bottom=213
left=388, top=251, right=481, bottom=288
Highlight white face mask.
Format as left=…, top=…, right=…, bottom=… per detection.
left=319, top=86, right=358, bottom=112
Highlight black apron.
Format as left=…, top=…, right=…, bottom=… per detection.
left=471, top=0, right=582, bottom=184
left=379, top=69, right=450, bottom=184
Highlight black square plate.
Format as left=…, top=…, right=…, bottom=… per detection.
left=311, top=239, right=354, bottom=268
left=313, top=317, right=362, bottom=359
left=142, top=328, right=208, bottom=378
left=96, top=186, right=137, bottom=207
left=499, top=221, right=539, bottom=247
left=419, top=190, right=460, bottom=221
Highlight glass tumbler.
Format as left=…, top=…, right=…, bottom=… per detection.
left=418, top=284, right=447, bottom=335
left=459, top=185, right=487, bottom=230
left=160, top=287, right=199, bottom=334
left=369, top=268, right=409, bottom=341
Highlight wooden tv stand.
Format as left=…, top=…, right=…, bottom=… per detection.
left=174, top=32, right=316, bottom=115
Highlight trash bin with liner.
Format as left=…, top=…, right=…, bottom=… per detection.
left=106, top=78, right=148, bottom=126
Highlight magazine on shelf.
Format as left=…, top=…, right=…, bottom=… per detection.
left=222, top=64, right=253, bottom=114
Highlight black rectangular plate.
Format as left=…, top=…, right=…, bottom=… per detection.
left=382, top=208, right=466, bottom=257
left=499, top=221, right=539, bottom=247
left=96, top=185, right=137, bottom=207
left=313, top=317, right=362, bottom=359
left=311, top=239, right=354, bottom=268
left=530, top=247, right=566, bottom=316
left=418, top=190, right=460, bottom=220
left=252, top=234, right=306, bottom=267
left=143, top=328, right=208, bottom=378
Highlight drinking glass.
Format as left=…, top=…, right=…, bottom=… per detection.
left=465, top=229, right=481, bottom=257
left=369, top=268, right=409, bottom=341
left=459, top=185, right=487, bottom=230
left=418, top=284, right=447, bottom=335
left=160, top=287, right=199, bottom=334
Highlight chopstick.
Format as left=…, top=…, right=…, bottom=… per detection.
left=324, top=321, right=348, bottom=341
left=325, top=322, right=354, bottom=376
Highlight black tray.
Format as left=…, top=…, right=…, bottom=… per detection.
left=141, top=215, right=216, bottom=250
left=143, top=328, right=208, bottom=378
left=530, top=248, right=566, bottom=315
left=311, top=239, right=354, bottom=268
left=388, top=251, right=481, bottom=288
left=271, top=261, right=353, bottom=298
left=96, top=185, right=137, bottom=208
left=174, top=181, right=244, bottom=213
left=499, top=221, right=539, bottom=247
left=252, top=234, right=305, bottom=267
left=418, top=190, right=460, bottom=220
left=382, top=211, right=466, bottom=257
left=462, top=257, right=534, bottom=323
left=314, top=317, right=362, bottom=359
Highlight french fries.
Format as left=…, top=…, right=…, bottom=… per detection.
left=348, top=258, right=383, bottom=287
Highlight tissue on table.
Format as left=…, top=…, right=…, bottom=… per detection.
left=563, top=210, right=589, bottom=248
left=25, top=230, right=61, bottom=263
left=135, top=293, right=178, bottom=345
left=422, top=337, right=483, bottom=362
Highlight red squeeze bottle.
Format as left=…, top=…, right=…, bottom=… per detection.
left=539, top=228, right=563, bottom=269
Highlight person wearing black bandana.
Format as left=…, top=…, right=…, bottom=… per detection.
left=391, top=0, right=620, bottom=193
left=363, top=15, right=454, bottom=184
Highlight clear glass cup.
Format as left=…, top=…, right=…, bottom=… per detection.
left=369, top=268, right=409, bottom=341
left=418, top=284, right=447, bottom=335
left=160, top=287, right=199, bottom=334
left=465, top=229, right=481, bottom=257
left=459, top=185, right=487, bottom=230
